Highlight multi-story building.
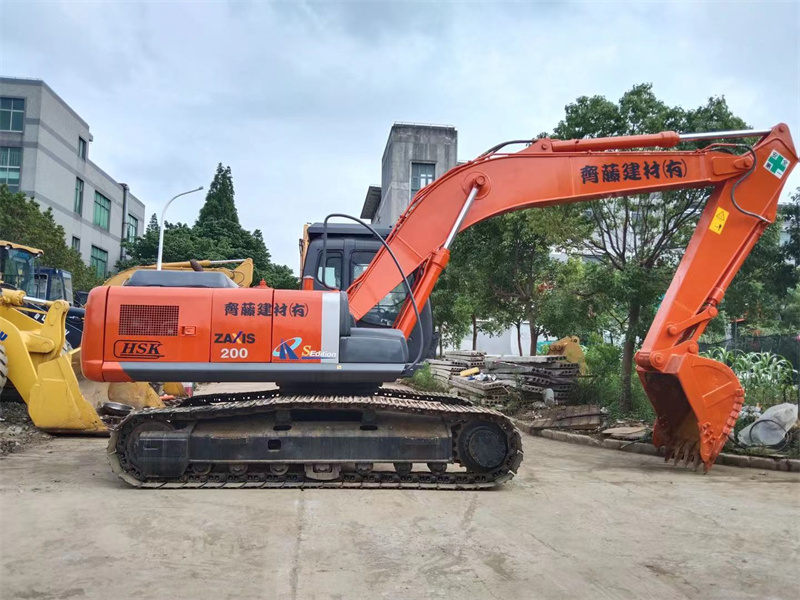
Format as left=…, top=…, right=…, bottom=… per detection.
left=361, top=122, right=457, bottom=225
left=0, top=77, right=145, bottom=277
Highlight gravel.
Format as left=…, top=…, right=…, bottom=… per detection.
left=0, top=400, right=51, bottom=455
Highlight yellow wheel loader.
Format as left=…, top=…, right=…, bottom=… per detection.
left=1, top=241, right=162, bottom=432
left=1, top=241, right=254, bottom=432
left=101, top=258, right=254, bottom=288
left=546, top=336, right=587, bottom=374
left=0, top=288, right=163, bottom=433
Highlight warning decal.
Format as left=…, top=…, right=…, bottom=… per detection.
left=709, top=207, right=729, bottom=235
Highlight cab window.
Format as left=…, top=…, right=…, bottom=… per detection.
left=316, top=252, right=342, bottom=288
left=3, top=248, right=37, bottom=296
left=34, top=273, right=48, bottom=298
left=62, top=272, right=73, bottom=305
left=351, top=251, right=410, bottom=327
left=50, top=272, right=64, bottom=301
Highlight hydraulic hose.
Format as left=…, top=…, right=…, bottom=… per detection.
left=316, top=214, right=425, bottom=374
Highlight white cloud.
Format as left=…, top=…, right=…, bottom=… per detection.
left=2, top=0, right=797, bottom=270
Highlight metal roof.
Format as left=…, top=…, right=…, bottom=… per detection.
left=0, top=240, right=44, bottom=256
left=360, top=185, right=382, bottom=220
left=306, top=222, right=392, bottom=239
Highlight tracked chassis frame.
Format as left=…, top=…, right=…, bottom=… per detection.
left=109, top=389, right=523, bottom=489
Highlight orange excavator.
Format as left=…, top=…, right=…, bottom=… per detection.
left=81, top=124, right=795, bottom=488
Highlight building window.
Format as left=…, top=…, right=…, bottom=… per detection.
left=74, top=178, right=84, bottom=214
left=0, top=146, right=21, bottom=192
left=71, top=237, right=81, bottom=252
left=90, top=246, right=108, bottom=278
left=410, top=162, right=435, bottom=198
left=78, top=137, right=87, bottom=160
left=0, top=98, right=24, bottom=132
left=126, top=214, right=139, bottom=243
left=93, top=191, right=111, bottom=230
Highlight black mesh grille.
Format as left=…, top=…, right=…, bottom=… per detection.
left=119, top=304, right=179, bottom=337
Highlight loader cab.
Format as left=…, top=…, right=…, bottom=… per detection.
left=34, top=267, right=75, bottom=305
left=300, top=223, right=437, bottom=360
left=0, top=241, right=41, bottom=297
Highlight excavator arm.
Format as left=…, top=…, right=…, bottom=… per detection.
left=347, top=123, right=797, bottom=470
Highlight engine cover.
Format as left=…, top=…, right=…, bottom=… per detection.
left=81, top=274, right=406, bottom=385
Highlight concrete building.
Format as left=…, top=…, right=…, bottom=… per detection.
left=361, top=122, right=457, bottom=225
left=0, top=77, right=145, bottom=277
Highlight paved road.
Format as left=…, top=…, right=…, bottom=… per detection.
left=1, top=433, right=797, bottom=600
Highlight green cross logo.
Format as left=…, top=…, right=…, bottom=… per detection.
left=764, top=150, right=789, bottom=179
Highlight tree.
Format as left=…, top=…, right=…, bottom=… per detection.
left=197, top=164, right=239, bottom=226
left=120, top=165, right=297, bottom=288
left=0, top=185, right=100, bottom=291
left=780, top=188, right=800, bottom=266
left=440, top=206, right=594, bottom=356
left=548, top=84, right=751, bottom=413
left=430, top=226, right=483, bottom=352
left=430, top=267, right=474, bottom=353
left=720, top=207, right=797, bottom=332
left=146, top=213, right=159, bottom=234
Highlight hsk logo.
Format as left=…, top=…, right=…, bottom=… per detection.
left=114, top=340, right=164, bottom=359
left=272, top=337, right=337, bottom=361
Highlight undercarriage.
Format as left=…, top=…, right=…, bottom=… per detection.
left=109, top=388, right=523, bottom=489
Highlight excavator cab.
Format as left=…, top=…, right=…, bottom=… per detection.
left=299, top=223, right=437, bottom=362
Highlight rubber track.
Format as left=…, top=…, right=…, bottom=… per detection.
left=109, top=390, right=523, bottom=490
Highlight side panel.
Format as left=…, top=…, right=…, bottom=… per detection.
left=103, top=287, right=213, bottom=363
left=271, top=291, right=337, bottom=363
left=210, top=288, right=275, bottom=363
left=81, top=286, right=109, bottom=381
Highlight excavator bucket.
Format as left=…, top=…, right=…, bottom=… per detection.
left=26, top=348, right=163, bottom=433
left=637, top=355, right=743, bottom=471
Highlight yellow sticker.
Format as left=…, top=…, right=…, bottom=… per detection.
left=709, top=207, right=729, bottom=235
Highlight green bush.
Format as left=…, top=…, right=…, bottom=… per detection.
left=409, top=363, right=450, bottom=393
left=573, top=341, right=654, bottom=421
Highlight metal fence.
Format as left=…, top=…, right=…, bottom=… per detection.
left=699, top=334, right=800, bottom=380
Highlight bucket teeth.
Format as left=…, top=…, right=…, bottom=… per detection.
left=663, top=438, right=705, bottom=473
left=682, top=442, right=698, bottom=469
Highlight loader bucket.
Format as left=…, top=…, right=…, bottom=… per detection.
left=546, top=336, right=587, bottom=374
left=26, top=348, right=163, bottom=434
left=637, top=353, right=743, bottom=471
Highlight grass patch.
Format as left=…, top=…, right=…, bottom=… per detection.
left=409, top=363, right=450, bottom=393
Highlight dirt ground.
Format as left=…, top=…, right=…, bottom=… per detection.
left=0, top=400, right=51, bottom=456
left=1, top=431, right=798, bottom=600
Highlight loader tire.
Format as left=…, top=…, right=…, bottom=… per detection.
left=0, top=343, right=8, bottom=392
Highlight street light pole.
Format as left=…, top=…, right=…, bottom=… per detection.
left=157, top=186, right=204, bottom=270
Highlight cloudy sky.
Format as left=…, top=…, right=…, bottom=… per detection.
left=2, top=1, right=798, bottom=270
